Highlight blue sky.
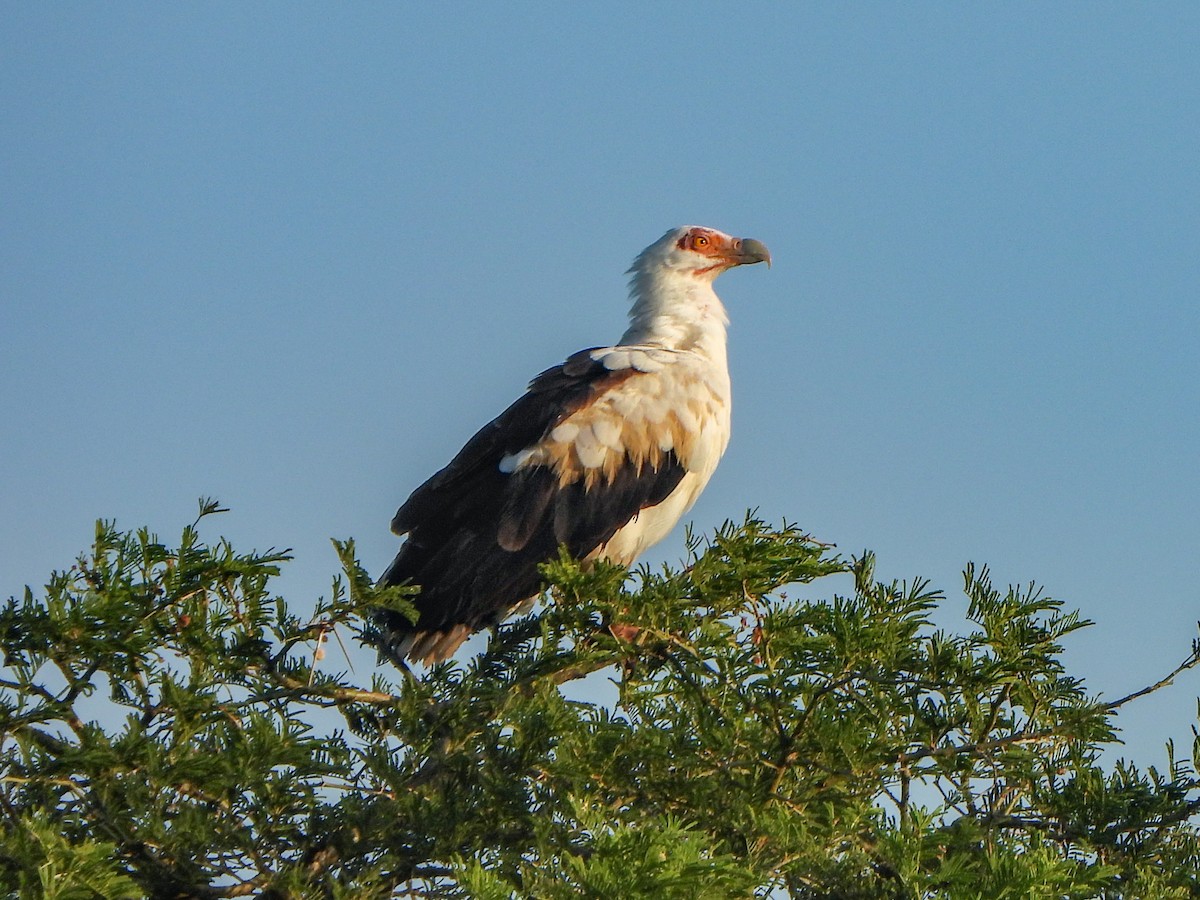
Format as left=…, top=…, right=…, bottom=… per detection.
left=3, top=5, right=1198, bottom=765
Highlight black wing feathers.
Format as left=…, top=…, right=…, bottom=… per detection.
left=389, top=348, right=609, bottom=536
left=378, top=348, right=685, bottom=640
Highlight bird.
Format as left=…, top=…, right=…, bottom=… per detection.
left=376, top=225, right=771, bottom=665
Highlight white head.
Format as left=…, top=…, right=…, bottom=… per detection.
left=629, top=225, right=771, bottom=283
left=623, top=225, right=770, bottom=350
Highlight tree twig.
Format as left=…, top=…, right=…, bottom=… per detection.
left=1106, top=648, right=1200, bottom=710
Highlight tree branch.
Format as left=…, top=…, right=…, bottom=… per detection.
left=1107, top=647, right=1200, bottom=710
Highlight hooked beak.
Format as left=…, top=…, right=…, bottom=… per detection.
left=731, top=237, right=771, bottom=268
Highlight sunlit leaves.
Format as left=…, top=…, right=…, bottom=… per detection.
left=1, top=507, right=1198, bottom=896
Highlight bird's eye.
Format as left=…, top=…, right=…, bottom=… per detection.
left=693, top=234, right=709, bottom=247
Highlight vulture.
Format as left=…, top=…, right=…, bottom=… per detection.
left=377, top=225, right=770, bottom=664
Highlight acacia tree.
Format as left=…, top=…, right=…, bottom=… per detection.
left=2, top=500, right=1199, bottom=898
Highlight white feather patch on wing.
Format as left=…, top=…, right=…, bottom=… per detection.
left=573, top=424, right=607, bottom=469
left=591, top=417, right=624, bottom=452
left=550, top=422, right=579, bottom=442
left=610, top=390, right=641, bottom=418
left=639, top=395, right=671, bottom=424
left=599, top=350, right=631, bottom=371
left=628, top=349, right=666, bottom=373
left=672, top=403, right=699, bottom=435
left=499, top=447, right=537, bottom=473
left=495, top=344, right=732, bottom=484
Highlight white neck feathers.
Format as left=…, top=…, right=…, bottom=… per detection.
left=620, top=261, right=730, bottom=356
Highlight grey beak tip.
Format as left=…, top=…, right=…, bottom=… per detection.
left=739, top=237, right=771, bottom=268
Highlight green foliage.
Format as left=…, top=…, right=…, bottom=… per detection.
left=2, top=502, right=1199, bottom=897
left=4, top=813, right=142, bottom=900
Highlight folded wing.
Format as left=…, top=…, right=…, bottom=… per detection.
left=377, top=344, right=727, bottom=663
